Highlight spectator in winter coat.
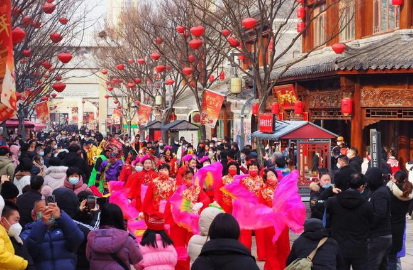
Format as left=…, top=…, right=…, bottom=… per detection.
left=61, top=167, right=91, bottom=195
left=21, top=199, right=84, bottom=270
left=1, top=181, right=19, bottom=203
left=192, top=213, right=259, bottom=270
left=136, top=212, right=177, bottom=270
left=13, top=158, right=33, bottom=195
left=387, top=170, right=413, bottom=270
left=188, top=206, right=224, bottom=264
left=331, top=155, right=356, bottom=193
left=44, top=157, right=68, bottom=191
left=347, top=147, right=362, bottom=174
left=61, top=144, right=90, bottom=180
left=365, top=167, right=392, bottom=270
left=310, top=172, right=332, bottom=219
left=386, top=149, right=401, bottom=175
left=0, top=146, right=15, bottom=181
left=286, top=218, right=343, bottom=270
left=0, top=196, right=28, bottom=270
left=86, top=203, right=142, bottom=270
left=16, top=176, right=43, bottom=227
left=326, top=173, right=374, bottom=270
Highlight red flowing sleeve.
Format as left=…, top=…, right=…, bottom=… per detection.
left=118, top=165, right=132, bottom=182
left=141, top=182, right=155, bottom=214
left=129, top=172, right=143, bottom=199
left=198, top=189, right=210, bottom=212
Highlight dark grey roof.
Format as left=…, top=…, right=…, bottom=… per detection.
left=270, top=30, right=413, bottom=80
left=141, top=120, right=161, bottom=129
left=161, top=120, right=199, bottom=131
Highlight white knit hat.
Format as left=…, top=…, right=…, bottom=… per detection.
left=0, top=195, right=5, bottom=215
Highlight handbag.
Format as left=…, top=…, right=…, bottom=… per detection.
left=284, top=237, right=328, bottom=270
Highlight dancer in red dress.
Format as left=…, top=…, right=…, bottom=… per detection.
left=176, top=155, right=197, bottom=185
left=216, top=161, right=239, bottom=213
left=164, top=146, right=177, bottom=177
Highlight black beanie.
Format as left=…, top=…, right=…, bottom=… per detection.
left=365, top=167, right=383, bottom=191
left=0, top=181, right=19, bottom=200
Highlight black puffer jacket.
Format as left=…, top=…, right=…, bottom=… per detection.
left=192, top=238, right=259, bottom=270
left=286, top=219, right=342, bottom=270
left=333, top=165, right=356, bottom=191
left=349, top=155, right=363, bottom=173
left=16, top=190, right=42, bottom=227
left=326, top=189, right=374, bottom=258
left=62, top=152, right=90, bottom=179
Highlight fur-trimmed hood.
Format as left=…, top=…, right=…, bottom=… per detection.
left=387, top=181, right=413, bottom=201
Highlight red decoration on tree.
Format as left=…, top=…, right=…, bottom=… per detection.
left=155, top=37, right=162, bottom=44
left=176, top=25, right=186, bottom=33
left=137, top=59, right=145, bottom=64
left=128, top=59, right=134, bottom=64
left=189, top=39, right=203, bottom=49
left=20, top=59, right=27, bottom=64
left=155, top=65, right=166, bottom=73
left=127, top=82, right=136, bottom=88
left=107, top=86, right=113, bottom=91
left=51, top=93, right=57, bottom=98
left=22, top=16, right=32, bottom=27
left=42, top=3, right=55, bottom=14
left=227, top=37, right=240, bottom=47
left=341, top=98, right=352, bottom=116
left=55, top=76, right=62, bottom=81
left=188, top=55, right=196, bottom=63
left=242, top=18, right=257, bottom=29
left=183, top=67, right=193, bottom=75
left=134, top=100, right=140, bottom=105
left=238, top=55, right=245, bottom=61
left=392, top=0, right=403, bottom=6
left=59, top=18, right=68, bottom=25
left=294, top=101, right=303, bottom=114
left=58, top=53, right=73, bottom=63
left=208, top=75, right=215, bottom=83
left=134, top=78, right=142, bottom=84
left=190, top=26, right=205, bottom=37
left=41, top=97, right=48, bottom=101
left=297, top=7, right=305, bottom=18
left=50, top=33, right=63, bottom=43
left=271, top=102, right=280, bottom=114
left=190, top=81, right=196, bottom=87
left=332, top=43, right=346, bottom=54
left=165, top=79, right=175, bottom=85
left=151, top=52, right=161, bottom=60
left=33, top=21, right=41, bottom=28
left=23, top=49, right=31, bottom=57
left=117, top=105, right=122, bottom=109
left=41, top=61, right=52, bottom=69
left=166, top=65, right=172, bottom=71
left=53, top=82, right=66, bottom=92
left=297, top=22, right=305, bottom=33
left=114, top=100, right=119, bottom=104
left=12, top=27, right=26, bottom=44
left=101, top=69, right=108, bottom=75
left=252, top=103, right=259, bottom=116
left=221, top=29, right=230, bottom=37
left=116, top=64, right=125, bottom=70
left=104, top=95, right=110, bottom=99
left=82, top=100, right=86, bottom=104
left=219, top=71, right=225, bottom=80
left=43, top=74, right=49, bottom=79
left=296, top=0, right=304, bottom=3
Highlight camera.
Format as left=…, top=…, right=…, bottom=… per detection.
left=45, top=195, right=55, bottom=206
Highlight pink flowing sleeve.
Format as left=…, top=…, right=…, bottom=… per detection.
left=169, top=185, right=200, bottom=234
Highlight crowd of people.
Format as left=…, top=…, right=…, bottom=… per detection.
left=0, top=128, right=411, bottom=270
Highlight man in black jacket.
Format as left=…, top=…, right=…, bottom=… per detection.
left=16, top=176, right=43, bottom=227
left=326, top=173, right=374, bottom=270
left=365, top=167, right=392, bottom=270
left=347, top=147, right=362, bottom=173
left=62, top=144, right=90, bottom=180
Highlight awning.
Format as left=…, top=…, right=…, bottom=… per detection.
left=34, top=123, right=47, bottom=130
left=252, top=121, right=338, bottom=140
left=140, top=120, right=161, bottom=130
left=161, top=120, right=199, bottom=131
left=0, top=118, right=35, bottom=128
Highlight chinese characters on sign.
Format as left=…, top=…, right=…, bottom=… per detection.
left=138, top=104, right=152, bottom=125
left=258, top=113, right=274, bottom=133
left=273, top=84, right=297, bottom=110
left=34, top=102, right=50, bottom=124
left=201, top=89, right=225, bottom=128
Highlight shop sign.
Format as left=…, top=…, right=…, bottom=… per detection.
left=273, top=84, right=298, bottom=109
left=259, top=113, right=274, bottom=133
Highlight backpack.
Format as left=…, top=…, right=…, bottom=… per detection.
left=284, top=237, right=328, bottom=270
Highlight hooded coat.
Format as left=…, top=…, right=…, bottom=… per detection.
left=188, top=207, right=224, bottom=264
left=61, top=175, right=91, bottom=195
left=13, top=172, right=31, bottom=195
left=387, top=181, right=413, bottom=254
left=62, top=152, right=90, bottom=180
left=286, top=219, right=342, bottom=270
left=136, top=235, right=177, bottom=270
left=44, top=166, right=68, bottom=191
left=86, top=227, right=143, bottom=270
left=326, top=189, right=374, bottom=258
left=0, top=156, right=15, bottom=179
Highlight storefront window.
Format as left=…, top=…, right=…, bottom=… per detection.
left=313, top=4, right=327, bottom=47
left=339, top=0, right=356, bottom=41
left=373, top=0, right=399, bottom=34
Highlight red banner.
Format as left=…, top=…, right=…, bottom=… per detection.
left=201, top=89, right=225, bottom=128
left=0, top=0, right=17, bottom=120
left=112, top=108, right=121, bottom=124
left=138, top=104, right=152, bottom=125
left=34, top=102, right=50, bottom=124
left=273, top=84, right=298, bottom=110
left=259, top=113, right=274, bottom=133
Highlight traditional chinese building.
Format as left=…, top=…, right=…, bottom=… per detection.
left=271, top=0, right=413, bottom=167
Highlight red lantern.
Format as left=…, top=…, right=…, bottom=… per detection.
left=176, top=25, right=185, bottom=33
left=227, top=37, right=240, bottom=47
left=155, top=37, right=162, bottom=44
left=134, top=78, right=142, bottom=84
left=271, top=102, right=280, bottom=114
left=155, top=65, right=166, bottom=73
left=190, top=81, right=196, bottom=88
left=23, top=49, right=31, bottom=57
left=55, top=75, right=62, bottom=81
left=59, top=17, right=68, bottom=25
left=137, top=59, right=145, bottom=64
left=297, top=22, right=305, bottom=33
left=12, top=27, right=26, bottom=44
left=116, top=64, right=124, bottom=70
left=114, top=100, right=119, bottom=104
left=134, top=100, right=140, bottom=105
left=58, top=52, right=73, bottom=63
left=219, top=71, right=225, bottom=80
left=128, top=59, right=134, bottom=64
left=166, top=65, right=172, bottom=71
left=82, top=100, right=86, bottom=104
left=53, top=82, right=66, bottom=92
left=190, top=26, right=205, bottom=37
left=127, top=82, right=136, bottom=88
left=183, top=67, right=193, bottom=75
left=296, top=0, right=304, bottom=3
left=221, top=29, right=230, bottom=37
left=34, top=71, right=41, bottom=76
left=22, top=16, right=32, bottom=27
left=332, top=43, right=346, bottom=54
left=15, top=92, right=21, bottom=100
left=104, top=95, right=109, bottom=99
left=117, top=105, right=122, bottom=109
left=238, top=55, right=245, bottom=61
left=242, top=18, right=257, bottom=29
left=43, top=74, right=49, bottom=79
left=150, top=52, right=161, bottom=60
left=20, top=58, right=27, bottom=64
left=209, top=75, right=215, bottom=83
left=189, top=39, right=203, bottom=49
left=33, top=21, right=41, bottom=28
left=41, top=61, right=52, bottom=69
left=42, top=3, right=55, bottom=14
left=50, top=33, right=63, bottom=43
left=101, top=69, right=108, bottom=75
left=341, top=98, right=352, bottom=116
left=252, top=103, right=259, bottom=116
left=51, top=93, right=57, bottom=98
left=297, top=7, right=305, bottom=19
left=392, top=0, right=403, bottom=5
left=165, top=79, right=175, bottom=85
left=294, top=101, right=303, bottom=114
left=188, top=55, right=195, bottom=63
left=41, top=97, right=48, bottom=101
left=105, top=81, right=110, bottom=85
left=107, top=86, right=113, bottom=91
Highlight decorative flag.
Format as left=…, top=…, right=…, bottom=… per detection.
left=34, top=101, right=50, bottom=124
left=0, top=0, right=17, bottom=120
left=200, top=89, right=225, bottom=128
left=137, top=103, right=152, bottom=125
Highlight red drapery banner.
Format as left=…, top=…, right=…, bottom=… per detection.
left=0, top=0, right=17, bottom=120
left=112, top=108, right=121, bottom=124
left=138, top=104, right=152, bottom=125
left=201, top=89, right=225, bottom=128
left=34, top=102, right=50, bottom=124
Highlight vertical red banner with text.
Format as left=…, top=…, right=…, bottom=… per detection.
left=138, top=104, right=152, bottom=125
left=201, top=89, right=225, bottom=128
left=34, top=102, right=50, bottom=124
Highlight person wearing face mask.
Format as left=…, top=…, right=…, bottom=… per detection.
left=1, top=201, right=35, bottom=270
left=62, top=167, right=91, bottom=195
left=176, top=154, right=196, bottom=186
left=0, top=197, right=29, bottom=270
left=239, top=160, right=266, bottom=261
left=216, top=162, right=239, bottom=213
left=129, top=156, right=158, bottom=212
left=326, top=173, right=374, bottom=270
left=347, top=147, right=362, bottom=174
left=310, top=172, right=332, bottom=220
left=125, top=157, right=144, bottom=188
left=31, top=155, right=46, bottom=177
left=20, top=199, right=84, bottom=270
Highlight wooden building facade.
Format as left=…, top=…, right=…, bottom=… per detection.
left=272, top=0, right=413, bottom=167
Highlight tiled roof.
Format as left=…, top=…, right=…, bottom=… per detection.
left=270, top=30, right=413, bottom=80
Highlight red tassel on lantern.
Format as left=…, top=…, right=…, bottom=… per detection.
left=252, top=103, right=259, bottom=116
